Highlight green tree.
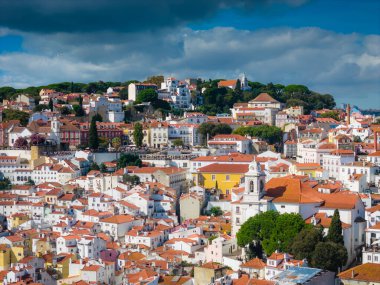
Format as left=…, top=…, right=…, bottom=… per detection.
left=237, top=211, right=279, bottom=248
left=0, top=87, right=17, bottom=101
left=262, top=213, right=305, bottom=255
left=2, top=109, right=30, bottom=126
left=99, top=137, right=109, bottom=149
left=118, top=88, right=129, bottom=100
left=92, top=113, right=103, bottom=123
left=133, top=123, right=144, bottom=148
left=25, top=178, right=35, bottom=186
left=327, top=209, right=344, bottom=245
left=173, top=138, right=184, bottom=147
left=320, top=111, right=340, bottom=121
left=60, top=106, right=71, bottom=115
left=235, top=79, right=242, bottom=94
left=100, top=163, right=107, bottom=173
left=90, top=162, right=100, bottom=171
left=211, top=124, right=233, bottom=136
left=73, top=104, right=85, bottom=116
left=112, top=137, right=121, bottom=150
left=145, top=75, right=164, bottom=86
left=151, top=99, right=171, bottom=111
left=88, top=119, right=99, bottom=150
left=198, top=123, right=232, bottom=139
left=135, top=89, right=158, bottom=104
left=0, top=178, right=11, bottom=190
left=122, top=174, right=140, bottom=185
left=312, top=242, right=347, bottom=272
left=233, top=125, right=282, bottom=145
left=117, top=153, right=142, bottom=168
left=210, top=207, right=223, bottom=216
left=33, top=104, right=49, bottom=112
left=48, top=98, right=54, bottom=111
left=290, top=227, right=324, bottom=262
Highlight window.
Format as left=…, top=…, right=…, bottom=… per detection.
left=281, top=205, right=285, bottom=208
left=211, top=175, right=216, bottom=181
left=226, top=175, right=230, bottom=181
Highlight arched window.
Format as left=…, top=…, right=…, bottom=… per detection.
left=250, top=181, right=254, bottom=192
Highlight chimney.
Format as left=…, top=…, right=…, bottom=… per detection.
left=351, top=270, right=355, bottom=278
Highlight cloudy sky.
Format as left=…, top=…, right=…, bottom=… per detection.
left=0, top=0, right=379, bottom=108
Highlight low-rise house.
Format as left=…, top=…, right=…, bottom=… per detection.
left=180, top=193, right=204, bottom=222
left=125, top=228, right=165, bottom=249
left=99, top=214, right=143, bottom=241
left=338, top=263, right=380, bottom=285
left=207, top=134, right=252, bottom=154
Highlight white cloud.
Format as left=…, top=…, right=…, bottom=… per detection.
left=0, top=27, right=379, bottom=108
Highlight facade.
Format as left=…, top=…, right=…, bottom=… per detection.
left=193, top=163, right=248, bottom=195
left=207, top=134, right=252, bottom=154
left=231, top=159, right=267, bottom=235
left=128, top=83, right=158, bottom=101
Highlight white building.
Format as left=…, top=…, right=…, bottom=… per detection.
left=297, top=140, right=336, bottom=164
left=77, top=235, right=106, bottom=259
left=231, top=159, right=268, bottom=236
left=207, top=134, right=252, bottom=154
left=158, top=77, right=191, bottom=109
left=99, top=214, right=143, bottom=241
left=323, top=149, right=355, bottom=179
left=168, top=123, right=202, bottom=146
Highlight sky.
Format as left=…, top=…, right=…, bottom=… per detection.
left=0, top=0, right=379, bottom=108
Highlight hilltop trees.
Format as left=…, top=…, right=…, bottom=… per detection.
left=2, top=109, right=30, bottom=126
left=135, top=89, right=158, bottom=104
left=233, top=125, right=282, bottom=144
left=198, top=123, right=233, bottom=138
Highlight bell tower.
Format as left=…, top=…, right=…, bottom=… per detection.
left=244, top=158, right=266, bottom=202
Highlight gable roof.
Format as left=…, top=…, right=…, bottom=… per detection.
left=338, top=263, right=380, bottom=282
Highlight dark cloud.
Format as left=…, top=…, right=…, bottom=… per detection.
left=0, top=27, right=379, bottom=108
left=0, top=0, right=307, bottom=33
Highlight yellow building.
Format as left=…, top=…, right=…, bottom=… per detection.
left=10, top=246, right=24, bottom=263
left=121, top=123, right=150, bottom=146
left=35, top=238, right=53, bottom=257
left=290, top=163, right=323, bottom=178
left=0, top=244, right=11, bottom=270
left=193, top=163, right=248, bottom=195
left=8, top=213, right=30, bottom=230
left=44, top=253, right=75, bottom=279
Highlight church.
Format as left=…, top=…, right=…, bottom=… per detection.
left=231, top=159, right=268, bottom=235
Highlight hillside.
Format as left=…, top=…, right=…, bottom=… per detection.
left=0, top=79, right=336, bottom=115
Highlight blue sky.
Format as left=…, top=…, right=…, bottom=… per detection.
left=0, top=0, right=379, bottom=108
left=190, top=0, right=380, bottom=35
